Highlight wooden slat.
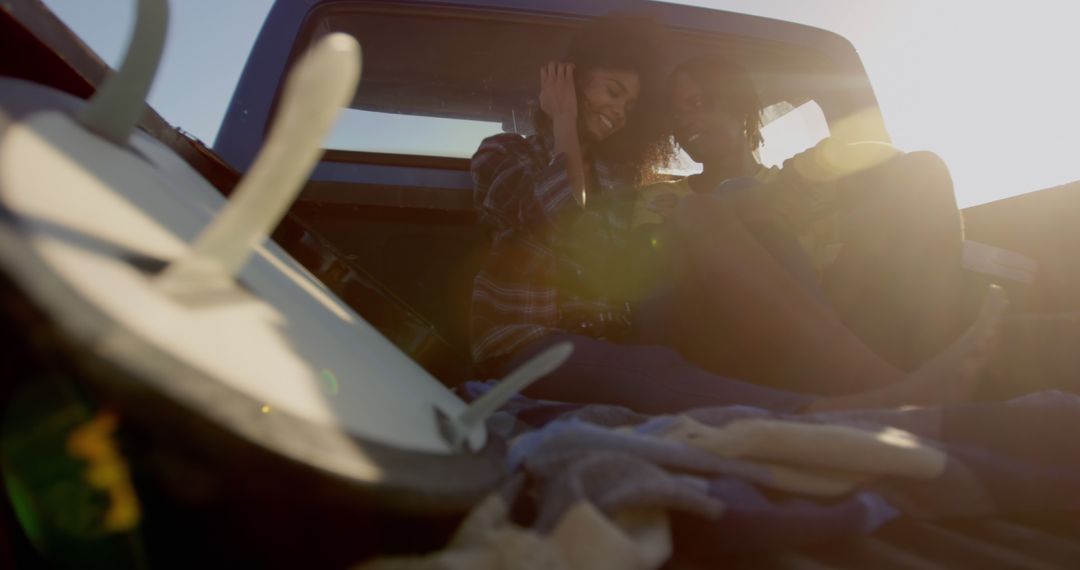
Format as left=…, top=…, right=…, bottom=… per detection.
left=962, top=239, right=1039, bottom=284
left=959, top=519, right=1080, bottom=567
left=807, top=537, right=947, bottom=570
left=877, top=520, right=1057, bottom=569
left=762, top=553, right=840, bottom=570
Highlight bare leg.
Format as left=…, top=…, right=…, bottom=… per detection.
left=824, top=151, right=973, bottom=370
left=806, top=285, right=1008, bottom=412
left=672, top=192, right=906, bottom=395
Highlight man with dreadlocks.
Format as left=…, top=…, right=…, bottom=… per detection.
left=628, top=55, right=980, bottom=395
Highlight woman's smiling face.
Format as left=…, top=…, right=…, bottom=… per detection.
left=579, top=68, right=640, bottom=143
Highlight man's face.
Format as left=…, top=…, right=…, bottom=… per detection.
left=669, top=71, right=745, bottom=164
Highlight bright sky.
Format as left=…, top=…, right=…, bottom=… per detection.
left=42, top=0, right=1080, bottom=207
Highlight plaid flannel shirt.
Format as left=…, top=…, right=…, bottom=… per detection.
left=470, top=133, right=637, bottom=365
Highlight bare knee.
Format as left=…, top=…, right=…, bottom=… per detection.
left=897, top=151, right=957, bottom=206
left=904, top=150, right=950, bottom=178
left=847, top=150, right=959, bottom=223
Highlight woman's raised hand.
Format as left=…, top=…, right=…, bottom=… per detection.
left=540, top=62, right=586, bottom=206
left=539, top=62, right=577, bottom=122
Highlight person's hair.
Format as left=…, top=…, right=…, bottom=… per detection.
left=532, top=15, right=675, bottom=183
left=673, top=55, right=764, bottom=151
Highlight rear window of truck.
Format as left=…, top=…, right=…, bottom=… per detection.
left=301, top=4, right=832, bottom=164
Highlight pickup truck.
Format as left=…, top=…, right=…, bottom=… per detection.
left=215, top=0, right=1079, bottom=380
left=2, top=0, right=1080, bottom=568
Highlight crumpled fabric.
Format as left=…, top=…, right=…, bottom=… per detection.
left=357, top=482, right=674, bottom=570
left=362, top=386, right=1080, bottom=568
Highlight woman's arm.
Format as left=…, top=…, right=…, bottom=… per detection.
left=471, top=62, right=589, bottom=237
left=541, top=62, right=587, bottom=207
left=471, top=134, right=583, bottom=237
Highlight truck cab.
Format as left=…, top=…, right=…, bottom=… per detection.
left=216, top=0, right=891, bottom=383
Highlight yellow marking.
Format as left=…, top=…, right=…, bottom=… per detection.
left=67, top=411, right=141, bottom=532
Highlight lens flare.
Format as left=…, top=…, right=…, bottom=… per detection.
left=321, top=369, right=341, bottom=397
